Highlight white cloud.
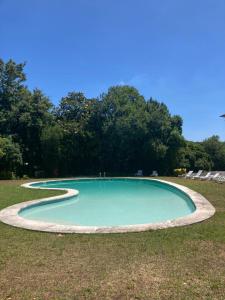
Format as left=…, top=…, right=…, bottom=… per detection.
left=117, top=74, right=149, bottom=87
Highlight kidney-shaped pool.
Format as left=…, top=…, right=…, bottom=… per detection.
left=20, top=178, right=196, bottom=226
left=0, top=178, right=215, bottom=233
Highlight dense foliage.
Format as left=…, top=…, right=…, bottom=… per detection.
left=0, top=58, right=224, bottom=178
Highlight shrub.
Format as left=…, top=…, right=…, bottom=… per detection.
left=174, top=168, right=186, bottom=176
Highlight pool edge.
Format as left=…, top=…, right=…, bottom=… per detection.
left=0, top=178, right=216, bottom=233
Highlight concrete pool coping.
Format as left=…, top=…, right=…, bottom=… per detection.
left=0, top=178, right=216, bottom=234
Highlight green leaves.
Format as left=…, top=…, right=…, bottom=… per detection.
left=179, top=141, right=213, bottom=171
left=202, top=135, right=225, bottom=170
left=0, top=136, right=22, bottom=171
left=2, top=57, right=221, bottom=177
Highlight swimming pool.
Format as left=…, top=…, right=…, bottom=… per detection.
left=20, top=178, right=195, bottom=226
left=0, top=178, right=215, bottom=233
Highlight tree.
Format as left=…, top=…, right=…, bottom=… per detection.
left=2, top=57, right=224, bottom=178
left=0, top=59, right=26, bottom=134
left=98, top=86, right=184, bottom=175
left=0, top=136, right=22, bottom=177
left=179, top=141, right=212, bottom=171
left=99, top=86, right=147, bottom=173
left=143, top=99, right=185, bottom=174
left=41, top=125, right=64, bottom=176
left=15, top=88, right=53, bottom=174
left=55, top=92, right=100, bottom=175
left=202, top=135, right=225, bottom=170
left=0, top=59, right=53, bottom=175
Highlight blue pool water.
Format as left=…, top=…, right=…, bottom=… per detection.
left=19, top=179, right=196, bottom=227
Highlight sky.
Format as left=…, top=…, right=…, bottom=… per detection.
left=1, top=0, right=225, bottom=141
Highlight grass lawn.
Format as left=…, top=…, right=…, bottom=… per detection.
left=0, top=178, right=225, bottom=300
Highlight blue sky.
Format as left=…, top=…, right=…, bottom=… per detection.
left=1, top=0, right=225, bottom=141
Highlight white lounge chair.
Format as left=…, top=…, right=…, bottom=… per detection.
left=135, top=170, right=143, bottom=176
left=210, top=173, right=220, bottom=181
left=150, top=170, right=158, bottom=177
left=215, top=175, right=225, bottom=183
left=185, top=171, right=193, bottom=178
left=191, top=170, right=203, bottom=180
left=199, top=172, right=211, bottom=180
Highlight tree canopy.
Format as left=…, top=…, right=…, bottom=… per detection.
left=0, top=58, right=224, bottom=178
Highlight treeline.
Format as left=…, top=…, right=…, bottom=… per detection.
left=0, top=58, right=225, bottom=178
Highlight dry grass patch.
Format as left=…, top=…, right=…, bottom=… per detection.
left=0, top=178, right=225, bottom=299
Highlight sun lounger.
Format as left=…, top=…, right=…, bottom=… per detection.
left=184, top=171, right=193, bottom=178
left=210, top=173, right=220, bottom=181
left=135, top=170, right=143, bottom=176
left=199, top=172, right=211, bottom=180
left=191, top=170, right=203, bottom=180
left=150, top=170, right=158, bottom=177
left=215, top=175, right=225, bottom=183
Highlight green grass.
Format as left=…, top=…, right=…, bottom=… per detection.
left=0, top=178, right=225, bottom=300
